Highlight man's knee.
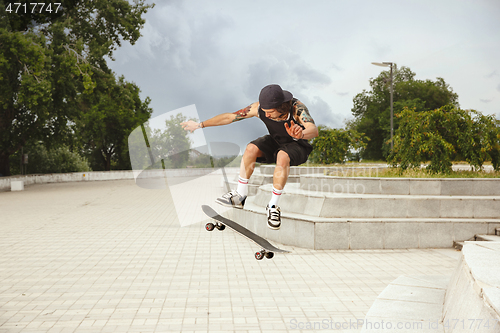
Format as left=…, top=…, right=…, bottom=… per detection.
left=276, top=150, right=290, bottom=166
left=244, top=143, right=261, bottom=158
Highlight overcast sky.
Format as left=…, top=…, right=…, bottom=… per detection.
left=107, top=0, right=500, bottom=152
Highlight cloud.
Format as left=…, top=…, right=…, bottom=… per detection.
left=497, top=84, right=500, bottom=93
left=304, top=96, right=343, bottom=128
left=244, top=50, right=332, bottom=102
left=480, top=99, right=492, bottom=103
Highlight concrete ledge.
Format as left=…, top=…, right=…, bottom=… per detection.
left=300, top=175, right=500, bottom=196
left=443, top=242, right=500, bottom=333
left=0, top=168, right=239, bottom=191
left=222, top=198, right=500, bottom=250
left=361, top=275, right=450, bottom=332
left=254, top=184, right=500, bottom=219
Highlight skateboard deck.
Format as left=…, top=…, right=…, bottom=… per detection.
left=202, top=205, right=290, bottom=260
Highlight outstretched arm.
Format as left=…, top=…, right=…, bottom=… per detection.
left=181, top=102, right=259, bottom=133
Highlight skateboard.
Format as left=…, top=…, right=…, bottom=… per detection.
left=202, top=205, right=290, bottom=260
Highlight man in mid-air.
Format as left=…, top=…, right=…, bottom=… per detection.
left=182, top=84, right=318, bottom=230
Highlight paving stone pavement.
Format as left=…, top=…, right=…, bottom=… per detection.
left=0, top=177, right=461, bottom=333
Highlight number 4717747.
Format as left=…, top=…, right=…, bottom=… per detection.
left=5, top=3, right=62, bottom=14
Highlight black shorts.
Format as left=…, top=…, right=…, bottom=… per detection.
left=250, top=135, right=313, bottom=166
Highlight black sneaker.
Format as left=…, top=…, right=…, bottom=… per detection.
left=266, top=205, right=281, bottom=230
left=216, top=190, right=246, bottom=209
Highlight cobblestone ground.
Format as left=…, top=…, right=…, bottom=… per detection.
left=0, top=178, right=460, bottom=332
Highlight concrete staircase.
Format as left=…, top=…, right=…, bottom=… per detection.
left=361, top=242, right=500, bottom=333
left=223, top=168, right=500, bottom=250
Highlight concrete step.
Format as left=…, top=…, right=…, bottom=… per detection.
left=361, top=275, right=450, bottom=332
left=497, top=228, right=500, bottom=236
left=444, top=242, right=500, bottom=331
left=221, top=197, right=500, bottom=250
left=259, top=164, right=388, bottom=176
left=475, top=234, right=500, bottom=242
left=300, top=174, right=500, bottom=196
left=252, top=183, right=500, bottom=219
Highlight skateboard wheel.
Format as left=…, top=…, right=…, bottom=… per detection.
left=205, top=223, right=215, bottom=231
left=255, top=251, right=264, bottom=260
left=216, top=224, right=226, bottom=231
left=265, top=252, right=274, bottom=259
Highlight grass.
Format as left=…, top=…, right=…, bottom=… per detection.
left=326, top=167, right=500, bottom=178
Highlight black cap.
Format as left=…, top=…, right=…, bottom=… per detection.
left=259, top=84, right=293, bottom=109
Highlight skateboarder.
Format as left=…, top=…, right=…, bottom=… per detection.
left=181, top=84, right=318, bottom=230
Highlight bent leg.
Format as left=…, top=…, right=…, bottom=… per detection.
left=273, top=150, right=291, bottom=190
left=240, top=143, right=264, bottom=179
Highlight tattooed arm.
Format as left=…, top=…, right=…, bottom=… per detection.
left=294, top=100, right=319, bottom=140
left=181, top=102, right=259, bottom=132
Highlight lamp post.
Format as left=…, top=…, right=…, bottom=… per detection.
left=371, top=62, right=395, bottom=151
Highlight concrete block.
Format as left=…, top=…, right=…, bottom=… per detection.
left=314, top=222, right=350, bottom=250
left=380, top=179, right=410, bottom=195
left=440, top=198, right=474, bottom=218
left=418, top=223, right=454, bottom=248
left=463, top=243, right=500, bottom=288
left=372, top=198, right=408, bottom=218
left=441, top=180, right=473, bottom=196
left=330, top=178, right=356, bottom=194
left=473, top=179, right=500, bottom=196
left=473, top=199, right=500, bottom=218
left=409, top=179, right=441, bottom=195
left=453, top=223, right=488, bottom=242
left=304, top=195, right=325, bottom=217
left=350, top=222, right=384, bottom=249
left=365, top=299, right=443, bottom=321
left=392, top=275, right=450, bottom=289
left=299, top=176, right=322, bottom=192
left=384, top=223, right=419, bottom=249
left=280, top=193, right=308, bottom=215
left=276, top=216, right=297, bottom=246
left=252, top=188, right=270, bottom=208
left=483, top=287, right=500, bottom=320
left=11, top=180, right=24, bottom=191
left=355, top=179, right=381, bottom=195
left=281, top=217, right=314, bottom=249
left=321, top=197, right=374, bottom=218
left=488, top=223, right=500, bottom=235
left=377, top=284, right=445, bottom=304
left=407, top=199, right=440, bottom=218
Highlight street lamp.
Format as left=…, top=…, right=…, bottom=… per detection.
left=371, top=62, right=395, bottom=151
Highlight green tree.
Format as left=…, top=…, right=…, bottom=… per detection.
left=0, top=0, right=153, bottom=176
left=309, top=126, right=368, bottom=164
left=77, top=73, right=152, bottom=171
left=389, top=105, right=500, bottom=174
left=350, top=66, right=458, bottom=161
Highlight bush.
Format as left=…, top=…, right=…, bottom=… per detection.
left=309, top=126, right=368, bottom=164
left=389, top=105, right=500, bottom=173
left=25, top=142, right=92, bottom=174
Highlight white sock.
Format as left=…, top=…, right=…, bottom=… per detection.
left=268, top=187, right=283, bottom=207
left=236, top=176, right=249, bottom=197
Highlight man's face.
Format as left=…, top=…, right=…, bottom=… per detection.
left=262, top=108, right=282, bottom=120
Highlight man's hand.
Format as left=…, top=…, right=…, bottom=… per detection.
left=285, top=122, right=304, bottom=139
left=181, top=120, right=201, bottom=133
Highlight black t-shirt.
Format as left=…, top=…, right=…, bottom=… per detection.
left=258, top=98, right=308, bottom=145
